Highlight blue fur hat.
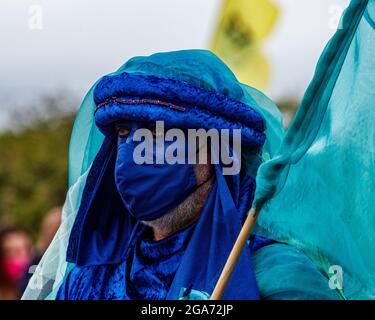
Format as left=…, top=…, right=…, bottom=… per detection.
left=93, top=50, right=266, bottom=149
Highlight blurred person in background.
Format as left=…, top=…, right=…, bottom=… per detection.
left=21, top=207, right=62, bottom=294
left=0, top=227, right=33, bottom=300
left=38, top=207, right=62, bottom=254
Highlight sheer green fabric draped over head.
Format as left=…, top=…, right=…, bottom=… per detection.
left=68, top=50, right=283, bottom=188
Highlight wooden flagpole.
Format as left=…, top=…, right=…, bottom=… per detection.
left=210, top=208, right=258, bottom=300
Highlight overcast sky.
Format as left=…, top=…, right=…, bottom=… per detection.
left=0, top=0, right=350, bottom=129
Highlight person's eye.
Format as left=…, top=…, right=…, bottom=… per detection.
left=117, top=127, right=130, bottom=139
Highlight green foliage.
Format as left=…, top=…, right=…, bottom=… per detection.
left=0, top=98, right=75, bottom=237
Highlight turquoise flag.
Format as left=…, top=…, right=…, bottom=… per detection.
left=254, top=0, right=375, bottom=299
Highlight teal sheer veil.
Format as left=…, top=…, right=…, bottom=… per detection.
left=22, top=0, right=374, bottom=300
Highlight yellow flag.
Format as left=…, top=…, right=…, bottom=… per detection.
left=212, top=0, right=279, bottom=90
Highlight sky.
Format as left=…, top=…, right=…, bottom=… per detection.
left=0, top=0, right=350, bottom=130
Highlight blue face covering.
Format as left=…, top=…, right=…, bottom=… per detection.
left=114, top=122, right=198, bottom=221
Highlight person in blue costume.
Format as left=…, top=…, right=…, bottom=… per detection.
left=55, top=50, right=269, bottom=300
left=47, top=50, right=338, bottom=300
left=22, top=0, right=374, bottom=300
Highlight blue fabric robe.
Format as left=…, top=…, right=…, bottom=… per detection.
left=56, top=223, right=273, bottom=300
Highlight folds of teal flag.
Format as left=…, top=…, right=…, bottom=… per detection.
left=254, top=0, right=375, bottom=299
